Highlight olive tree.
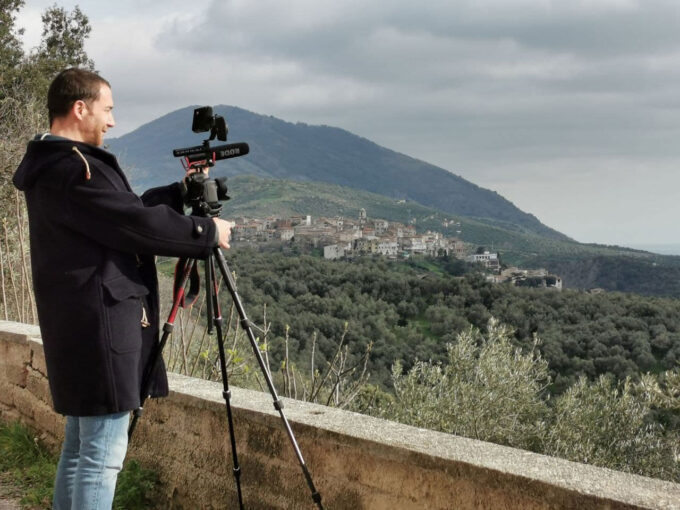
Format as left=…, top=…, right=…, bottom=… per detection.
left=384, top=318, right=551, bottom=451
left=545, top=374, right=679, bottom=482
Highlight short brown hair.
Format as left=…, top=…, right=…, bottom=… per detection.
left=47, top=68, right=111, bottom=126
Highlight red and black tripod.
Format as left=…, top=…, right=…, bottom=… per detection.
left=128, top=245, right=324, bottom=509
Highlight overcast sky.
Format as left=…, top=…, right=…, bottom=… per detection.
left=16, top=0, right=680, bottom=249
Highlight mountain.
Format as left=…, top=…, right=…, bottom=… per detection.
left=106, top=105, right=568, bottom=241
left=106, top=106, right=680, bottom=297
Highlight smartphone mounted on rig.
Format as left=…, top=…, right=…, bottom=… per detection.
left=192, top=106, right=228, bottom=140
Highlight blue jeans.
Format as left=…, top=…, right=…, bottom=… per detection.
left=53, top=412, right=130, bottom=510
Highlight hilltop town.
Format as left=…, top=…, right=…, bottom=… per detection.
left=233, top=208, right=463, bottom=256
left=231, top=209, right=563, bottom=289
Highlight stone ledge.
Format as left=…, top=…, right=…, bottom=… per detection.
left=0, top=321, right=41, bottom=344
left=167, top=372, right=680, bottom=510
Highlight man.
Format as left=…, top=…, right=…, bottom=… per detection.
left=13, top=68, right=233, bottom=509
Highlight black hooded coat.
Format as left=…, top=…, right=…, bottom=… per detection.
left=13, top=138, right=217, bottom=416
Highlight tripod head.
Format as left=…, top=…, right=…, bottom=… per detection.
left=184, top=172, right=229, bottom=218
left=172, top=106, right=250, bottom=217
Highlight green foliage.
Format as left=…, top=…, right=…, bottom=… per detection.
left=384, top=320, right=550, bottom=451
left=649, top=369, right=680, bottom=410
left=0, top=421, right=52, bottom=471
left=1, top=1, right=96, bottom=130
left=375, top=324, right=680, bottom=482
left=519, top=253, right=680, bottom=298
left=0, top=2, right=96, bottom=324
left=201, top=247, right=680, bottom=392
left=37, top=5, right=93, bottom=68
left=166, top=246, right=680, bottom=482
left=0, top=420, right=160, bottom=509
left=158, top=266, right=373, bottom=408
left=346, top=383, right=395, bottom=415
left=0, top=1, right=25, bottom=84
left=1, top=2, right=94, bottom=100
left=18, top=4, right=95, bottom=105
left=113, top=460, right=159, bottom=510
left=0, top=421, right=56, bottom=508
left=545, top=375, right=679, bottom=481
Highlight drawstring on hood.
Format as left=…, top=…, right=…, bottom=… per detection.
left=72, top=146, right=91, bottom=180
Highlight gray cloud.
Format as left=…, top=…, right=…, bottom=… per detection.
left=16, top=0, right=680, bottom=245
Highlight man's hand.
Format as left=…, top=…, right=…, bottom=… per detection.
left=184, top=163, right=209, bottom=182
left=212, top=218, right=234, bottom=249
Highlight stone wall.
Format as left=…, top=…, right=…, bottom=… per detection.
left=1, top=320, right=679, bottom=509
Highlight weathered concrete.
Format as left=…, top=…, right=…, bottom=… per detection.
left=1, top=320, right=679, bottom=509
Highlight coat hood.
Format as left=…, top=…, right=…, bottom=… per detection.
left=13, top=137, right=118, bottom=191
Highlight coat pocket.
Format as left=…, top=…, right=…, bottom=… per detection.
left=102, top=276, right=150, bottom=353
left=102, top=276, right=149, bottom=302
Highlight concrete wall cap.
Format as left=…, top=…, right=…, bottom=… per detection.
left=0, top=321, right=41, bottom=343
left=167, top=372, right=680, bottom=510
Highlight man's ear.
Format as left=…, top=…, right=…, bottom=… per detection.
left=73, top=100, right=87, bottom=120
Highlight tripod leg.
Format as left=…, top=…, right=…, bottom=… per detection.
left=129, top=258, right=197, bottom=440
left=206, top=256, right=244, bottom=509
left=212, top=247, right=324, bottom=510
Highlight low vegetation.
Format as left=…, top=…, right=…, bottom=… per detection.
left=370, top=321, right=680, bottom=482
left=0, top=421, right=159, bottom=509
left=158, top=248, right=680, bottom=482
left=178, top=247, right=680, bottom=394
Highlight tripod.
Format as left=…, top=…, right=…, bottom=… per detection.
left=128, top=246, right=324, bottom=510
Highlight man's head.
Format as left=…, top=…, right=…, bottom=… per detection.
left=47, top=68, right=115, bottom=147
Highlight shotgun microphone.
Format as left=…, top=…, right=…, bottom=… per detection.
left=212, top=142, right=250, bottom=161
left=173, top=142, right=250, bottom=164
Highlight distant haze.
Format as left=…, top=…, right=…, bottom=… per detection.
left=16, top=0, right=680, bottom=246
left=627, top=244, right=680, bottom=256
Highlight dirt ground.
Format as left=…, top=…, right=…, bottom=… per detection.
left=0, top=474, right=22, bottom=510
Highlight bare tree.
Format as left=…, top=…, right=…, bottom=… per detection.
left=0, top=3, right=95, bottom=323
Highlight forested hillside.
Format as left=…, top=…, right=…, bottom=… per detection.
left=214, top=247, right=680, bottom=394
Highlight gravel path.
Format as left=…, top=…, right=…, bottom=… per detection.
left=0, top=477, right=22, bottom=510
left=0, top=499, right=21, bottom=510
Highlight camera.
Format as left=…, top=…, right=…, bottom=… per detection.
left=183, top=173, right=229, bottom=217
left=172, top=106, right=250, bottom=217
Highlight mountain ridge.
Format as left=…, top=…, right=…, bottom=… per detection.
left=106, top=105, right=569, bottom=242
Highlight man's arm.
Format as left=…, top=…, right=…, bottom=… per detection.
left=140, top=166, right=214, bottom=213
left=63, top=162, right=232, bottom=257
left=140, top=182, right=184, bottom=212
left=139, top=167, right=233, bottom=249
